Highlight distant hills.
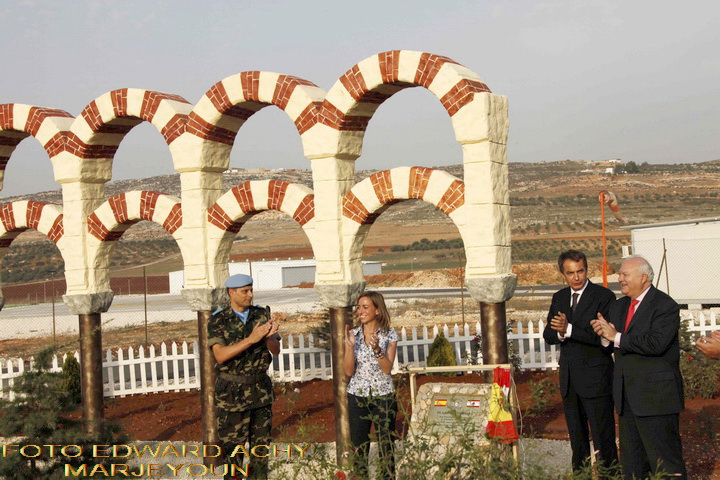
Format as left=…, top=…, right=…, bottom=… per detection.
left=1, top=160, right=718, bottom=284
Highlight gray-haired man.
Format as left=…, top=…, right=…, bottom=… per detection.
left=592, top=256, right=686, bottom=479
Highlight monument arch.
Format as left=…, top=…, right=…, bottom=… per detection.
left=0, top=50, right=515, bottom=462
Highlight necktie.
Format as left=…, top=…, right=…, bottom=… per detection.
left=571, top=292, right=579, bottom=314
left=624, top=299, right=639, bottom=331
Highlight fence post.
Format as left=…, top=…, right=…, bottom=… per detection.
left=143, top=267, right=148, bottom=346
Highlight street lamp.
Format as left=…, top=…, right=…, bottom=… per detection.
left=411, top=257, right=417, bottom=272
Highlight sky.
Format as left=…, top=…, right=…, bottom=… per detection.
left=1, top=0, right=718, bottom=197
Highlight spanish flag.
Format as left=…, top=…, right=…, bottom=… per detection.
left=434, top=399, right=447, bottom=407
left=485, top=366, right=518, bottom=444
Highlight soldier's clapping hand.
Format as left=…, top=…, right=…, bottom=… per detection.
left=266, top=319, right=280, bottom=337
left=249, top=321, right=272, bottom=343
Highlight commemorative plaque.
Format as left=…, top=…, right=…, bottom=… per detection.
left=409, top=383, right=492, bottom=445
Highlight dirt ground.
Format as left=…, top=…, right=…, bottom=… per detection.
left=94, top=371, right=720, bottom=479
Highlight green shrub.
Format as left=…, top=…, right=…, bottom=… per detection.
left=679, top=321, right=720, bottom=399
left=427, top=333, right=457, bottom=376
left=0, top=348, right=127, bottom=479
left=681, top=353, right=720, bottom=399
left=61, top=352, right=82, bottom=405
left=525, top=377, right=556, bottom=418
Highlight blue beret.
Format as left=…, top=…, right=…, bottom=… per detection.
left=224, top=274, right=253, bottom=288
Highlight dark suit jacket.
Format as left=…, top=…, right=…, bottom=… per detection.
left=543, top=281, right=616, bottom=398
left=610, top=285, right=684, bottom=416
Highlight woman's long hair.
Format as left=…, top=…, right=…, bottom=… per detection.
left=355, top=290, right=391, bottom=333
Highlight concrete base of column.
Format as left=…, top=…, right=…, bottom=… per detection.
left=79, top=313, right=104, bottom=436
left=182, top=287, right=227, bottom=312
left=315, top=282, right=365, bottom=309
left=197, top=310, right=219, bottom=467
left=480, top=302, right=509, bottom=365
left=65, top=292, right=114, bottom=315
left=466, top=274, right=517, bottom=304
left=329, top=307, right=353, bottom=468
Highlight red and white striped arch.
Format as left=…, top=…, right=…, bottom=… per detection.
left=70, top=89, right=193, bottom=159
left=86, top=191, right=182, bottom=242
left=188, top=72, right=325, bottom=147
left=320, top=51, right=491, bottom=136
left=0, top=201, right=64, bottom=248
left=343, top=167, right=464, bottom=226
left=208, top=180, right=315, bottom=233
left=341, top=167, right=466, bottom=268
left=0, top=104, right=74, bottom=189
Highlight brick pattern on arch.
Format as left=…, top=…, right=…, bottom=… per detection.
left=1, top=89, right=194, bottom=176
left=0, top=104, right=71, bottom=172
left=320, top=50, right=492, bottom=134
left=70, top=89, right=193, bottom=158
left=208, top=203, right=242, bottom=234
left=87, top=191, right=182, bottom=242
left=0, top=203, right=16, bottom=232
left=2, top=50, right=494, bottom=178
left=188, top=51, right=490, bottom=143
left=1, top=50, right=509, bottom=297
left=208, top=180, right=315, bottom=234
left=342, top=167, right=465, bottom=225
left=189, top=72, right=324, bottom=144
left=0, top=201, right=64, bottom=246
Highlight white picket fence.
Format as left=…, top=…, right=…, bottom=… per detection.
left=0, top=310, right=717, bottom=399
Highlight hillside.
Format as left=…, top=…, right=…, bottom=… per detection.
left=1, top=160, right=718, bottom=284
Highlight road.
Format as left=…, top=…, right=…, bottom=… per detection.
left=0, top=285, right=621, bottom=340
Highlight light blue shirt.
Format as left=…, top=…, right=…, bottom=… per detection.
left=233, top=309, right=250, bottom=325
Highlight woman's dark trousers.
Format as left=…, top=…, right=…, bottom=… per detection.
left=348, top=393, right=397, bottom=480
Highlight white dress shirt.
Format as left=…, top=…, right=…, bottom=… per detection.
left=559, top=280, right=589, bottom=341
left=610, top=285, right=651, bottom=348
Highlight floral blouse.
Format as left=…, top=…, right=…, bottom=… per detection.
left=347, top=326, right=399, bottom=397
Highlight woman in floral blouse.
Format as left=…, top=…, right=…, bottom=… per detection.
left=344, top=291, right=399, bottom=480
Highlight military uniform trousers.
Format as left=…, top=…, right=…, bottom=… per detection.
left=217, top=404, right=272, bottom=480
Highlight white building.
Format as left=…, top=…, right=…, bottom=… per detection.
left=169, top=258, right=382, bottom=293
left=623, top=217, right=720, bottom=306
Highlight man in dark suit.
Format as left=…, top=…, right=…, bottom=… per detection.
left=592, top=255, right=687, bottom=479
left=543, top=250, right=618, bottom=476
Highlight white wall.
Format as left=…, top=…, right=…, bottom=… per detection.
left=632, top=221, right=720, bottom=304
left=169, top=259, right=382, bottom=293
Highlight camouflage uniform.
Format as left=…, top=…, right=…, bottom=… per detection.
left=208, top=305, right=274, bottom=480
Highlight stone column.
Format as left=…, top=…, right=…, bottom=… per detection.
left=316, top=282, right=365, bottom=467
left=64, top=292, right=113, bottom=436
left=466, top=275, right=517, bottom=365
left=182, top=287, right=226, bottom=463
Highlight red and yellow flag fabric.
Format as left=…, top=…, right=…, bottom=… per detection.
left=485, top=366, right=518, bottom=444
